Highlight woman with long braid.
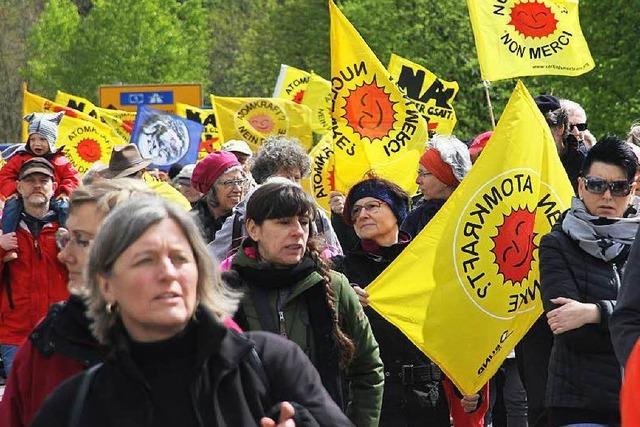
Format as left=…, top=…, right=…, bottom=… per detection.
left=225, top=180, right=384, bottom=427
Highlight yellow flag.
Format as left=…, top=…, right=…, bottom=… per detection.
left=301, top=72, right=332, bottom=140
left=467, top=0, right=594, bottom=81
left=367, top=81, right=574, bottom=394
left=55, top=90, right=103, bottom=120
left=23, top=88, right=123, bottom=174
left=212, top=95, right=313, bottom=152
left=175, top=103, right=223, bottom=160
left=273, top=64, right=311, bottom=104
left=301, top=133, right=334, bottom=214
left=387, top=54, right=459, bottom=136
left=329, top=0, right=428, bottom=195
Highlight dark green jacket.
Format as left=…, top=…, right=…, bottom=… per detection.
left=231, top=249, right=384, bottom=427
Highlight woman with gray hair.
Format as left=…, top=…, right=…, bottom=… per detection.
left=401, top=134, right=471, bottom=239
left=31, top=197, right=350, bottom=427
left=210, top=135, right=342, bottom=262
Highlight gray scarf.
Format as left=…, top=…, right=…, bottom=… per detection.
left=562, top=197, right=640, bottom=261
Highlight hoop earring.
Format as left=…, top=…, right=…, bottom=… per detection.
left=106, top=302, right=117, bottom=314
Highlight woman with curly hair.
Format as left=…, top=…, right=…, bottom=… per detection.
left=226, top=180, right=384, bottom=427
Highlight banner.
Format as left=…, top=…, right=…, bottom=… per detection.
left=301, top=72, right=332, bottom=141
left=301, top=133, right=334, bottom=213
left=387, top=54, right=459, bottom=136
left=23, top=88, right=123, bottom=174
left=467, top=0, right=594, bottom=81
left=175, top=102, right=222, bottom=160
left=130, top=104, right=204, bottom=170
left=366, top=81, right=574, bottom=394
left=55, top=90, right=102, bottom=120
left=212, top=95, right=313, bottom=152
left=273, top=64, right=311, bottom=104
left=329, top=0, right=428, bottom=195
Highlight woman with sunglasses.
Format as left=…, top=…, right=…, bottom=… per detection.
left=540, top=136, right=640, bottom=427
left=0, top=179, right=153, bottom=427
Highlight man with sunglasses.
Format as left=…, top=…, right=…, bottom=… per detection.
left=0, top=159, right=68, bottom=377
left=560, top=98, right=589, bottom=143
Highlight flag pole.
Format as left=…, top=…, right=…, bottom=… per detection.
left=482, top=80, right=496, bottom=129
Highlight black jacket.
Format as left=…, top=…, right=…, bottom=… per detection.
left=400, top=198, right=446, bottom=239
left=332, top=238, right=450, bottom=426
left=191, top=199, right=231, bottom=244
left=31, top=307, right=351, bottom=427
left=540, top=220, right=627, bottom=419
left=611, top=224, right=640, bottom=367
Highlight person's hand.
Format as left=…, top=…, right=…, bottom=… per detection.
left=56, top=194, right=69, bottom=201
left=260, top=402, right=296, bottom=427
left=5, top=193, right=18, bottom=201
left=461, top=393, right=480, bottom=412
left=0, top=231, right=17, bottom=251
left=547, top=297, right=600, bottom=335
left=329, top=191, right=345, bottom=215
left=352, top=285, right=370, bottom=307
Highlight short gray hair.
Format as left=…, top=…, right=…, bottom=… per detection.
left=251, top=136, right=310, bottom=184
left=84, top=197, right=239, bottom=344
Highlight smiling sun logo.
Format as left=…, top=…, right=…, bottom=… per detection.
left=491, top=208, right=538, bottom=284
left=343, top=77, right=396, bottom=141
left=509, top=0, right=558, bottom=38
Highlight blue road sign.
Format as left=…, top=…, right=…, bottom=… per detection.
left=119, top=91, right=174, bottom=106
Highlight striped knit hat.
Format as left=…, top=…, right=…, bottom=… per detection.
left=24, top=112, right=64, bottom=152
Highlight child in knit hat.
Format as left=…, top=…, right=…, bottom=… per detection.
left=0, top=112, right=80, bottom=261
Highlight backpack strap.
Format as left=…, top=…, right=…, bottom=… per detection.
left=69, top=362, right=102, bottom=427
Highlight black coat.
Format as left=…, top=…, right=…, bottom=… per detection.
left=332, top=239, right=450, bottom=426
left=31, top=307, right=351, bottom=427
left=611, top=224, right=640, bottom=367
left=540, top=221, right=627, bottom=419
left=400, top=198, right=446, bottom=239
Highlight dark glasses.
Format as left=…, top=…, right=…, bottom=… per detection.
left=570, top=122, right=588, bottom=132
left=583, top=176, right=631, bottom=197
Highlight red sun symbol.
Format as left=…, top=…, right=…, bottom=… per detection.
left=343, top=77, right=396, bottom=141
left=293, top=90, right=305, bottom=104
left=509, top=1, right=558, bottom=38
left=76, top=139, right=101, bottom=162
left=491, top=208, right=538, bottom=284
left=327, top=165, right=336, bottom=191
left=248, top=114, right=275, bottom=133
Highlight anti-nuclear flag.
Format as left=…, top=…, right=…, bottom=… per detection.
left=23, top=88, right=123, bottom=174
left=130, top=104, right=203, bottom=171
left=301, top=133, right=334, bottom=213
left=387, top=54, right=459, bottom=136
left=273, top=64, right=310, bottom=104
left=301, top=72, right=332, bottom=140
left=175, top=103, right=222, bottom=160
left=55, top=90, right=135, bottom=142
left=467, top=0, right=594, bottom=81
left=329, top=0, right=427, bottom=195
left=366, top=81, right=574, bottom=394
left=212, top=96, right=313, bottom=152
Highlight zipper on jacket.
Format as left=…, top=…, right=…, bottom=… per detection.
left=34, top=239, right=41, bottom=258
left=612, top=263, right=621, bottom=290
left=276, top=290, right=288, bottom=338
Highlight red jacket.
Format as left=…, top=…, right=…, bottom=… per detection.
left=622, top=340, right=640, bottom=427
left=0, top=150, right=80, bottom=199
left=0, top=221, right=68, bottom=345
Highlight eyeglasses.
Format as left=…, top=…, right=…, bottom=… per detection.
left=583, top=176, right=631, bottom=197
left=351, top=200, right=384, bottom=221
left=55, top=228, right=94, bottom=250
left=570, top=122, right=588, bottom=132
left=417, top=170, right=432, bottom=178
left=218, top=178, right=248, bottom=188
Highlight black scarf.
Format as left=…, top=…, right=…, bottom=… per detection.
left=231, top=255, right=343, bottom=408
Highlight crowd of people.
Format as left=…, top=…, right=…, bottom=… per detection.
left=0, top=95, right=638, bottom=426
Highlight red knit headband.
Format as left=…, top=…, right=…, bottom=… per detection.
left=419, top=148, right=458, bottom=187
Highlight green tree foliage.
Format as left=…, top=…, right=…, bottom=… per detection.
left=26, top=0, right=210, bottom=103
left=2, top=0, right=638, bottom=145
